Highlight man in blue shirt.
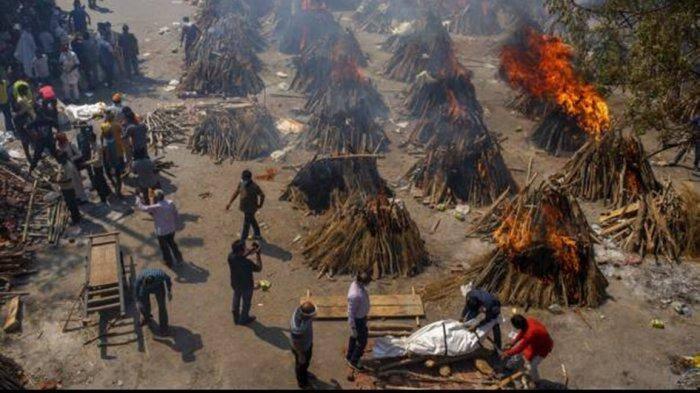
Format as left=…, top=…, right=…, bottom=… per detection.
left=133, top=268, right=172, bottom=334
left=461, top=288, right=502, bottom=350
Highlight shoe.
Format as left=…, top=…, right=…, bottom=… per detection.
left=239, top=316, right=256, bottom=325
left=346, top=359, right=364, bottom=371
left=253, top=235, right=264, bottom=241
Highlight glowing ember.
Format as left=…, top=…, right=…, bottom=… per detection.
left=330, top=55, right=365, bottom=84
left=500, top=27, right=610, bottom=139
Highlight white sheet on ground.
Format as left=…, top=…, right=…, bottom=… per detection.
left=64, top=102, right=107, bottom=122
left=372, top=318, right=497, bottom=359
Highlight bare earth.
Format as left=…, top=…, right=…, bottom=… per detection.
left=2, top=0, right=698, bottom=389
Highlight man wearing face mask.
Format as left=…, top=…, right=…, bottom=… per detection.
left=225, top=169, right=265, bottom=241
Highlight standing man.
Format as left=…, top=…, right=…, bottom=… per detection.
left=69, top=0, right=91, bottom=34
left=461, top=288, right=502, bottom=350
left=132, top=150, right=158, bottom=202
left=118, top=24, right=139, bottom=77
left=180, top=17, right=200, bottom=65
left=136, top=190, right=183, bottom=267
left=97, top=36, right=115, bottom=87
left=501, top=314, right=553, bottom=388
left=290, top=301, right=317, bottom=389
left=54, top=152, right=82, bottom=225
left=59, top=44, right=81, bottom=103
left=346, top=272, right=371, bottom=371
left=133, top=267, right=172, bottom=335
left=29, top=96, right=59, bottom=172
left=227, top=240, right=262, bottom=325
left=225, top=170, right=265, bottom=241
left=123, top=106, right=148, bottom=158
left=11, top=78, right=36, bottom=163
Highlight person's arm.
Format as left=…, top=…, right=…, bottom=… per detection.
left=135, top=196, right=158, bottom=213
left=347, top=295, right=359, bottom=328
left=134, top=36, right=139, bottom=55
left=257, top=185, right=265, bottom=208
left=504, top=330, right=527, bottom=357
left=179, top=27, right=186, bottom=46
left=251, top=246, right=262, bottom=272
left=164, top=274, right=172, bottom=299
left=225, top=184, right=240, bottom=210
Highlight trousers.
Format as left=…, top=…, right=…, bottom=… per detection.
left=157, top=232, right=182, bottom=266
left=231, top=287, right=253, bottom=323
left=346, top=317, right=368, bottom=365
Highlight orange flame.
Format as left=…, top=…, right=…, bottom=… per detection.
left=500, top=27, right=610, bottom=139
left=445, top=89, right=466, bottom=120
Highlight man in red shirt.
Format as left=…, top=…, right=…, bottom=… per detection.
left=501, top=314, right=553, bottom=386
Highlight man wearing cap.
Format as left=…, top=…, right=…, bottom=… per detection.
left=290, top=301, right=317, bottom=389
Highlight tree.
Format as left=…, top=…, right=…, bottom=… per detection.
left=545, top=0, right=699, bottom=144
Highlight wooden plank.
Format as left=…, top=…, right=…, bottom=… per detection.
left=88, top=234, right=119, bottom=287
left=3, top=296, right=21, bottom=333
left=599, top=202, right=640, bottom=222
left=303, top=294, right=424, bottom=319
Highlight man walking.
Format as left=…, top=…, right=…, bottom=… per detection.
left=134, top=267, right=172, bottom=335
left=501, top=314, right=553, bottom=388
left=136, top=190, right=183, bottom=267
left=346, top=272, right=371, bottom=371
left=227, top=240, right=262, bottom=325
left=461, top=288, right=502, bottom=350
left=290, top=301, right=317, bottom=389
left=226, top=170, right=265, bottom=241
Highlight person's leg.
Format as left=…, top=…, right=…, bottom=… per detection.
left=157, top=235, right=174, bottom=266
left=240, top=287, right=254, bottom=322
left=30, top=140, right=46, bottom=171
left=71, top=82, right=80, bottom=101
left=167, top=233, right=183, bottom=263
left=155, top=287, right=169, bottom=332
left=492, top=322, right=502, bottom=350
left=241, top=213, right=251, bottom=241
left=62, top=189, right=82, bottom=224
left=232, top=289, right=242, bottom=324
left=350, top=318, right=368, bottom=365
left=0, top=103, right=14, bottom=132
left=303, top=345, right=313, bottom=384
left=293, top=349, right=305, bottom=388
left=525, top=356, right=542, bottom=384
left=131, top=56, right=139, bottom=75
left=250, top=212, right=261, bottom=238
left=346, top=324, right=357, bottom=362
left=137, top=294, right=152, bottom=322
left=62, top=80, right=71, bottom=102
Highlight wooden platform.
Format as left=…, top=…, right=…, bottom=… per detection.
left=85, top=232, right=125, bottom=316
left=302, top=294, right=425, bottom=320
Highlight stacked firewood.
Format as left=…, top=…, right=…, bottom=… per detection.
left=302, top=194, right=428, bottom=279
left=290, top=29, right=367, bottom=94
left=445, top=0, right=502, bottom=36
left=464, top=181, right=608, bottom=307
left=189, top=103, right=283, bottom=162
left=144, top=105, right=197, bottom=153
left=280, top=155, right=392, bottom=213
left=278, top=4, right=343, bottom=55
left=506, top=91, right=552, bottom=120
left=181, top=4, right=265, bottom=96
left=303, top=108, right=388, bottom=154
left=352, top=0, right=422, bottom=34
left=599, top=182, right=689, bottom=262
left=0, top=354, right=25, bottom=390
left=555, top=132, right=661, bottom=208
left=384, top=13, right=456, bottom=83
left=530, top=110, right=588, bottom=156
left=405, top=70, right=478, bottom=119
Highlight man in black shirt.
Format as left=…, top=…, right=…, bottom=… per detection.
left=227, top=240, right=263, bottom=325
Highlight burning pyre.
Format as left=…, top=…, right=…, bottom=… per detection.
left=352, top=0, right=423, bottom=34
left=500, top=26, right=610, bottom=156
left=280, top=155, right=392, bottom=214
left=181, top=4, right=265, bottom=96
left=384, top=13, right=456, bottom=83
left=302, top=194, right=428, bottom=279
left=278, top=1, right=344, bottom=55
left=467, top=182, right=608, bottom=307
left=444, top=0, right=503, bottom=36
left=189, top=103, right=283, bottom=162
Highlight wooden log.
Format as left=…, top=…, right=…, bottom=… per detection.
left=2, top=296, right=21, bottom=333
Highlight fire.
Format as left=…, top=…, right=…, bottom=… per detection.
left=445, top=89, right=466, bottom=120
left=331, top=55, right=365, bottom=84
left=500, top=27, right=610, bottom=139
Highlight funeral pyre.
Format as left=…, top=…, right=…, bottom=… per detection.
left=443, top=0, right=502, bottom=36
left=302, top=194, right=428, bottom=279
left=189, top=102, right=283, bottom=162
left=464, top=182, right=608, bottom=307
left=180, top=2, right=265, bottom=96
left=278, top=0, right=344, bottom=55
left=384, top=13, right=456, bottom=83
left=500, top=26, right=610, bottom=156
left=352, top=0, right=423, bottom=34
left=280, top=155, right=392, bottom=213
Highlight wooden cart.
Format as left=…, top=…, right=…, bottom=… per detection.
left=84, top=232, right=127, bottom=318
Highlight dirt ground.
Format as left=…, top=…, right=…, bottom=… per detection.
left=1, top=0, right=699, bottom=389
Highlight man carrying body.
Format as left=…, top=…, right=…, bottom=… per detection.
left=226, top=170, right=265, bottom=241
left=134, top=267, right=172, bottom=335
left=227, top=240, right=262, bottom=325
left=501, top=314, right=554, bottom=388
left=346, top=272, right=371, bottom=371
left=461, top=288, right=502, bottom=350
left=290, top=301, right=317, bottom=389
left=136, top=190, right=183, bottom=267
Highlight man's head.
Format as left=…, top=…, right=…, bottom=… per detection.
left=241, top=170, right=252, bottom=181
left=466, top=296, right=480, bottom=311
left=153, top=189, right=165, bottom=203
left=17, top=83, right=29, bottom=96
left=122, top=24, right=129, bottom=33
left=104, top=109, right=115, bottom=120
left=56, top=132, right=68, bottom=145
left=60, top=44, right=69, bottom=52
left=183, top=16, right=190, bottom=23
left=231, top=240, right=246, bottom=255
left=300, top=301, right=317, bottom=320
left=112, top=93, right=122, bottom=104
left=82, top=31, right=90, bottom=40
left=356, top=271, right=371, bottom=286
left=73, top=0, right=81, bottom=8
left=510, top=314, right=528, bottom=331
left=122, top=106, right=136, bottom=121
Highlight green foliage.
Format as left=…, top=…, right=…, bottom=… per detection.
left=546, top=0, right=699, bottom=143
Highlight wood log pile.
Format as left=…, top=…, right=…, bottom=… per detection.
left=278, top=5, right=343, bottom=55
left=445, top=0, right=503, bottom=36
left=598, top=182, right=690, bottom=262
left=352, top=0, right=422, bottom=34
left=189, top=103, right=283, bottom=162
left=555, top=131, right=661, bottom=208
left=290, top=29, right=367, bottom=94
left=303, top=107, right=388, bottom=154
left=280, top=155, right=392, bottom=213
left=302, top=194, right=428, bottom=279
left=384, top=13, right=457, bottom=83
left=144, top=105, right=198, bottom=153
left=531, top=110, right=588, bottom=156
left=0, top=354, right=25, bottom=390
left=506, top=91, right=552, bottom=120
left=466, top=181, right=608, bottom=307
left=181, top=3, right=265, bottom=97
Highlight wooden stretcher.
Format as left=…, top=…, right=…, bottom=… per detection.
left=84, top=232, right=126, bottom=317
left=301, top=288, right=425, bottom=322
